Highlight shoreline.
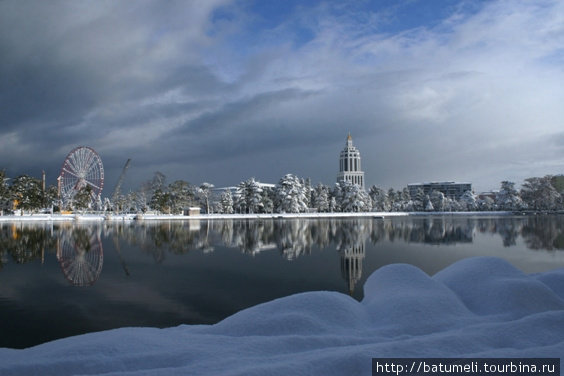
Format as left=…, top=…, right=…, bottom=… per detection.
left=0, top=211, right=520, bottom=222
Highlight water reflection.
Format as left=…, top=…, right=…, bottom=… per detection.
left=56, top=224, right=103, bottom=286
left=1, top=216, right=564, bottom=291
left=0, top=222, right=56, bottom=266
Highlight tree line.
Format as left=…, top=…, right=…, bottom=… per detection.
left=1, top=169, right=563, bottom=215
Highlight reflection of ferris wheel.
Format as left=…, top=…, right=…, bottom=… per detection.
left=59, top=146, right=104, bottom=203
left=57, top=228, right=104, bottom=286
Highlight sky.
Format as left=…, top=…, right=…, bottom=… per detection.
left=1, top=0, right=563, bottom=194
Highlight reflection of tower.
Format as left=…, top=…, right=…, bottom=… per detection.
left=337, top=133, right=365, bottom=189
left=57, top=225, right=103, bottom=286
left=340, top=242, right=365, bottom=295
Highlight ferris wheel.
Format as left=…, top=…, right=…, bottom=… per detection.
left=59, top=146, right=104, bottom=204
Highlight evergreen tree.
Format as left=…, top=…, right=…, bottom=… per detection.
left=476, top=196, right=495, bottom=211
left=312, top=183, right=330, bottom=212
left=275, top=174, right=308, bottom=213
left=261, top=187, right=274, bottom=213
left=219, top=190, right=234, bottom=214
left=368, top=185, right=389, bottom=211
left=235, top=178, right=263, bottom=214
left=168, top=180, right=195, bottom=214
left=411, top=188, right=426, bottom=211
left=329, top=196, right=338, bottom=212
left=496, top=181, right=523, bottom=211
left=73, top=185, right=93, bottom=211
left=10, top=175, right=43, bottom=213
left=337, top=180, right=371, bottom=212
left=429, top=190, right=445, bottom=211
left=424, top=195, right=434, bottom=211
left=44, top=185, right=59, bottom=212
left=459, top=190, right=477, bottom=211
left=150, top=188, right=171, bottom=213
left=0, top=170, right=10, bottom=214
left=521, top=176, right=562, bottom=211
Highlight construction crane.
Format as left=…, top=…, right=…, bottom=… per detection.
left=111, top=159, right=131, bottom=209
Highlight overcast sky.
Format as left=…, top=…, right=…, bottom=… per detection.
left=1, top=0, right=563, bottom=193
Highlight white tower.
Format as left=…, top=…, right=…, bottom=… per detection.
left=337, top=133, right=365, bottom=189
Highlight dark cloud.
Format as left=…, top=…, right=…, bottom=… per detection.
left=1, top=0, right=563, bottom=194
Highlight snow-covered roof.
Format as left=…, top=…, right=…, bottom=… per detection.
left=1, top=257, right=562, bottom=375
left=408, top=181, right=472, bottom=186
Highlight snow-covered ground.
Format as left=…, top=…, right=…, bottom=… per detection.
left=0, top=211, right=515, bottom=222
left=0, top=257, right=562, bottom=375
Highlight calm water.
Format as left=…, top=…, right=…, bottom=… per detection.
left=1, top=215, right=564, bottom=349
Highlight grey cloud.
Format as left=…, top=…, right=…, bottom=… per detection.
left=1, top=0, right=564, bottom=194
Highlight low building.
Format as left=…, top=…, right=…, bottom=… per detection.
left=183, top=207, right=201, bottom=216
left=408, top=181, right=472, bottom=201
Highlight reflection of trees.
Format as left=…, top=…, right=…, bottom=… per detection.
left=476, top=217, right=522, bottom=246
left=370, top=217, right=474, bottom=245
left=0, top=223, right=57, bottom=267
left=521, top=215, right=564, bottom=251
left=102, top=220, right=212, bottom=263
left=275, top=220, right=314, bottom=260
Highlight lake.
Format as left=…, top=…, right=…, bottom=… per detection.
left=1, top=215, right=564, bottom=349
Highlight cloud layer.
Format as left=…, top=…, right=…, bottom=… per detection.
left=1, top=0, right=563, bottom=192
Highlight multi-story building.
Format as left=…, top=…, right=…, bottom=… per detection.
left=408, top=181, right=472, bottom=201
left=337, top=133, right=365, bottom=189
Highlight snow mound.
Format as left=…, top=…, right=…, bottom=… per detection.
left=1, top=257, right=563, bottom=376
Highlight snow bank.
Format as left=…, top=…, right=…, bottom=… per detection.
left=1, top=257, right=562, bottom=376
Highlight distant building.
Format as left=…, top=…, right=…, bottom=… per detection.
left=337, top=133, right=365, bottom=189
left=213, top=183, right=276, bottom=195
left=408, top=181, right=472, bottom=201
left=477, top=191, right=498, bottom=201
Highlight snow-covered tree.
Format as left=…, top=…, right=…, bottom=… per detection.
left=429, top=190, right=445, bottom=211
left=73, top=185, right=93, bottom=212
left=423, top=195, right=434, bottom=211
left=150, top=188, right=171, bottom=213
left=124, top=191, right=141, bottom=213
left=10, top=175, right=43, bottom=213
left=44, top=185, right=59, bottom=212
left=0, top=170, right=10, bottom=214
left=261, top=187, right=274, bottom=213
left=400, top=188, right=412, bottom=211
left=476, top=196, right=495, bottom=211
left=329, top=196, right=338, bottom=212
left=168, top=180, right=195, bottom=214
left=337, top=180, right=372, bottom=212
left=198, top=182, right=215, bottom=214
left=411, top=188, right=425, bottom=212
left=459, top=190, right=477, bottom=211
left=312, top=183, right=330, bottom=212
left=235, top=178, right=263, bottom=214
left=275, top=174, right=308, bottom=213
left=496, top=181, right=523, bottom=211
left=386, top=188, right=406, bottom=212
left=219, top=190, right=234, bottom=214
left=369, top=185, right=389, bottom=212
left=521, top=176, right=562, bottom=211
left=303, top=177, right=312, bottom=209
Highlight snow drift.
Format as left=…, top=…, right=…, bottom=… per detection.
left=1, top=257, right=562, bottom=376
